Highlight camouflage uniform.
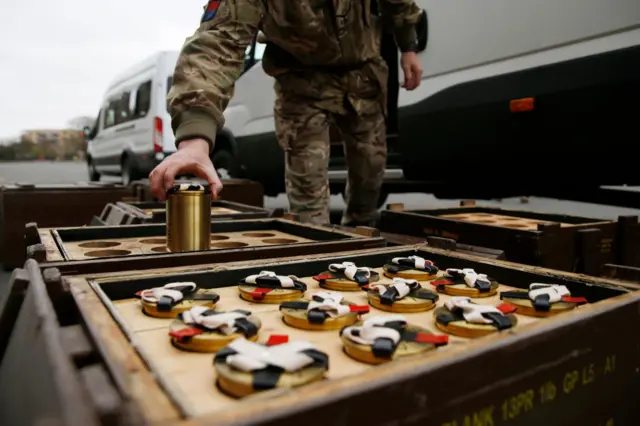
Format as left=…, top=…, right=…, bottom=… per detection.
left=168, top=0, right=422, bottom=226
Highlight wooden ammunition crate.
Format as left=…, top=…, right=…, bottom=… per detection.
left=0, top=182, right=136, bottom=269
left=380, top=203, right=640, bottom=275
left=24, top=218, right=386, bottom=275
left=132, top=178, right=265, bottom=207
left=1, top=246, right=639, bottom=426
left=112, top=199, right=272, bottom=224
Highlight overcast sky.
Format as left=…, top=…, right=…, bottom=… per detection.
left=0, top=1, right=204, bottom=138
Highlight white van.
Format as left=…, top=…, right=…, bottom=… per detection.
left=86, top=51, right=179, bottom=184
left=85, top=46, right=266, bottom=185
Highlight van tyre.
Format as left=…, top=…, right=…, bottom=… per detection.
left=211, top=149, right=235, bottom=180
left=87, top=158, right=100, bottom=182
left=121, top=156, right=141, bottom=186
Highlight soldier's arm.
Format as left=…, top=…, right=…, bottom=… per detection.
left=378, top=0, right=422, bottom=52
left=168, top=0, right=264, bottom=152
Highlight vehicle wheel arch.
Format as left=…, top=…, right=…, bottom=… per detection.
left=213, top=128, right=238, bottom=157
left=210, top=128, right=241, bottom=178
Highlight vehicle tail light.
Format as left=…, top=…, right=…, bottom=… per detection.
left=510, top=97, right=535, bottom=113
left=153, top=117, right=163, bottom=152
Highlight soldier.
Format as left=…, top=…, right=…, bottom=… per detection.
left=150, top=0, right=423, bottom=226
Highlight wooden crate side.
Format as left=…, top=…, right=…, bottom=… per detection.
left=380, top=210, right=544, bottom=265
left=118, top=200, right=272, bottom=224
left=0, top=185, right=134, bottom=268
left=409, top=205, right=611, bottom=225
left=71, top=246, right=640, bottom=426
left=39, top=236, right=387, bottom=276
left=0, top=261, right=105, bottom=426
left=615, top=216, right=640, bottom=267
left=0, top=268, right=30, bottom=362
left=381, top=211, right=620, bottom=273
left=29, top=219, right=387, bottom=275
left=133, top=178, right=265, bottom=207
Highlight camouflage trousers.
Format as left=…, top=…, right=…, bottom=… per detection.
left=273, top=61, right=388, bottom=226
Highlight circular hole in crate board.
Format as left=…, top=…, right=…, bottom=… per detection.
left=151, top=246, right=169, bottom=253
left=242, top=232, right=276, bottom=238
left=212, top=242, right=249, bottom=249
left=140, top=238, right=166, bottom=245
left=78, top=241, right=121, bottom=249
left=211, top=235, right=230, bottom=241
left=85, top=249, right=132, bottom=257
left=262, top=238, right=299, bottom=244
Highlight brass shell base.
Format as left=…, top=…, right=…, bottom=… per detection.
left=368, top=293, right=436, bottom=313
left=215, top=363, right=327, bottom=398
left=433, top=306, right=518, bottom=338
left=169, top=316, right=262, bottom=353
left=433, top=282, right=499, bottom=298
left=238, top=286, right=304, bottom=304
left=341, top=323, right=438, bottom=365
left=141, top=293, right=218, bottom=319
left=280, top=299, right=361, bottom=331
left=501, top=297, right=578, bottom=318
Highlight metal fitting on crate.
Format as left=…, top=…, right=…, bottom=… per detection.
left=166, top=183, right=211, bottom=253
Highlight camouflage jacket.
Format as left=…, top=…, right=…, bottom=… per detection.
left=168, top=0, right=422, bottom=151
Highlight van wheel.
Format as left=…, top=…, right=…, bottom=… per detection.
left=88, top=158, right=100, bottom=181
left=121, top=157, right=140, bottom=186
left=211, top=150, right=235, bottom=180
left=341, top=190, right=389, bottom=209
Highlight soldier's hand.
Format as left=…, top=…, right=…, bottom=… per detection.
left=149, top=139, right=223, bottom=201
left=400, top=52, right=423, bottom=91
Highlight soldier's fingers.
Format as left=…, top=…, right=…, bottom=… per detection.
left=149, top=164, right=166, bottom=200
left=162, top=164, right=181, bottom=196
left=199, top=165, right=223, bottom=200
left=412, top=66, right=423, bottom=89
left=406, top=65, right=421, bottom=90
left=403, top=67, right=411, bottom=88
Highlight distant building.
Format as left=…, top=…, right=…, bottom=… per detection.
left=20, top=129, right=84, bottom=159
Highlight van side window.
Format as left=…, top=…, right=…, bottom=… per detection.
left=135, top=81, right=152, bottom=118
left=104, top=99, right=118, bottom=128
left=128, top=88, right=138, bottom=118
left=116, top=92, right=131, bottom=124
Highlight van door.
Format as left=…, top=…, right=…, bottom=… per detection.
left=126, top=80, right=155, bottom=176
left=95, top=97, right=119, bottom=173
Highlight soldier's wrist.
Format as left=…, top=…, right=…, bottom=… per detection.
left=177, top=139, right=211, bottom=155
left=395, top=25, right=418, bottom=53
left=174, top=110, right=217, bottom=153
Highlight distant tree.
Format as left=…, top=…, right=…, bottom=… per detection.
left=66, top=116, right=96, bottom=130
